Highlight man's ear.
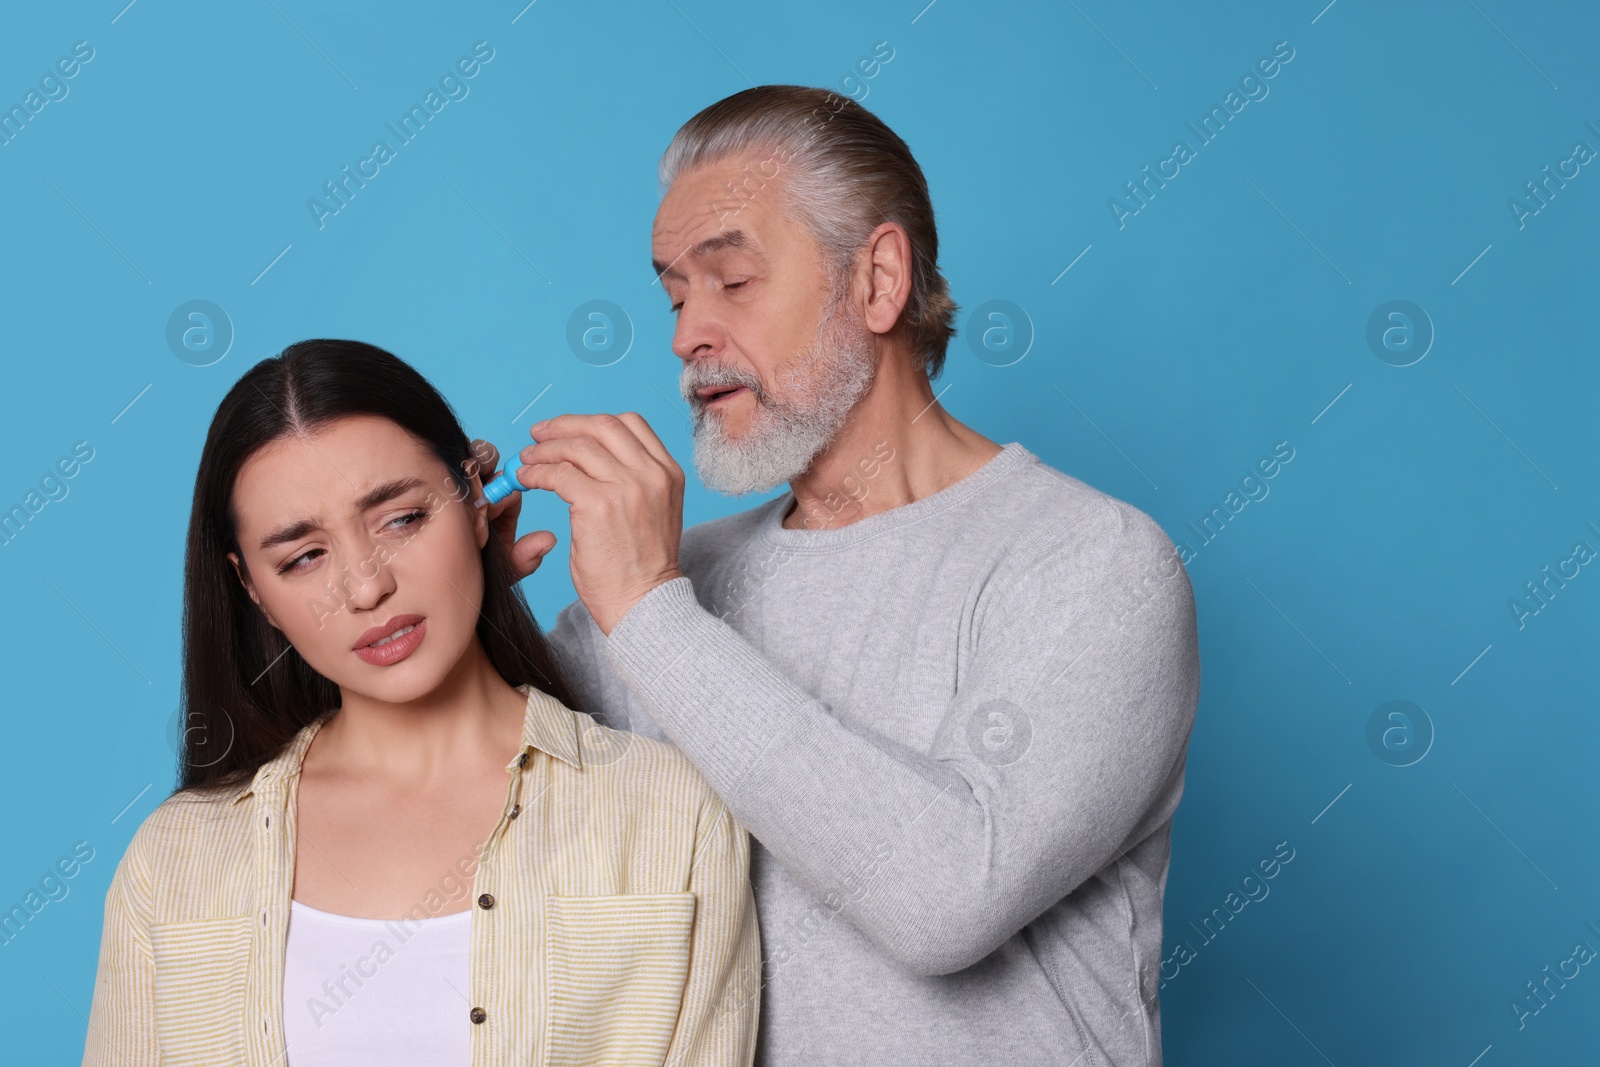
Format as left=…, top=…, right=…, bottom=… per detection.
left=859, top=221, right=913, bottom=338
left=227, top=550, right=280, bottom=630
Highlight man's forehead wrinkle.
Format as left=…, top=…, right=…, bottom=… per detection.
left=651, top=220, right=701, bottom=283
left=652, top=212, right=761, bottom=283
left=652, top=181, right=714, bottom=238
left=656, top=197, right=741, bottom=251
left=651, top=204, right=713, bottom=282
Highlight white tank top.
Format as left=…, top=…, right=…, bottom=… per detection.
left=282, top=897, right=472, bottom=1065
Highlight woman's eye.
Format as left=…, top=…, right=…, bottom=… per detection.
left=724, top=279, right=747, bottom=291
left=274, top=511, right=426, bottom=576
left=276, top=548, right=321, bottom=575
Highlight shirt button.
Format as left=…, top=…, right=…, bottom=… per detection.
left=477, top=893, right=495, bottom=910
left=470, top=1006, right=487, bottom=1024
left=508, top=804, right=521, bottom=819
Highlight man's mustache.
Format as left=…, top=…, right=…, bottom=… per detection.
left=683, top=367, right=764, bottom=406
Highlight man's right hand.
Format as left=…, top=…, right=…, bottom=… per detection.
left=469, top=438, right=559, bottom=583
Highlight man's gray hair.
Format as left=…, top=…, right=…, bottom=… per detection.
left=659, top=84, right=959, bottom=381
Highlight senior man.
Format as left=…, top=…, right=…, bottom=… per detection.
left=473, top=85, right=1201, bottom=1066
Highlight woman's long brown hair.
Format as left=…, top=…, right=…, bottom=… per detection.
left=176, top=338, right=580, bottom=795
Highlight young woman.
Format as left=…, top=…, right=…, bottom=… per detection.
left=81, top=339, right=760, bottom=1066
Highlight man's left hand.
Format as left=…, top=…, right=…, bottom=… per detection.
left=514, top=412, right=686, bottom=635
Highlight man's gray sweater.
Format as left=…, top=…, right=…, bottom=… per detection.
left=545, top=440, right=1201, bottom=1066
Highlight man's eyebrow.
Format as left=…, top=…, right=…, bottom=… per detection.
left=652, top=229, right=752, bottom=281
left=257, top=476, right=427, bottom=550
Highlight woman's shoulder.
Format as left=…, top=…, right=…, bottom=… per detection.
left=122, top=780, right=259, bottom=866
left=568, top=710, right=727, bottom=823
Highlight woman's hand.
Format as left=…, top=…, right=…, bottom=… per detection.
left=468, top=438, right=560, bottom=581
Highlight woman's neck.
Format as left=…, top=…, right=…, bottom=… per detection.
left=303, top=642, right=527, bottom=787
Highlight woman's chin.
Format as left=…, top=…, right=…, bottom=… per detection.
left=329, top=657, right=448, bottom=707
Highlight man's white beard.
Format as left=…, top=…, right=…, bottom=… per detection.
left=684, top=289, right=877, bottom=496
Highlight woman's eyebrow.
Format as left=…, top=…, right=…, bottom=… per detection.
left=352, top=476, right=428, bottom=513
left=256, top=476, right=427, bottom=550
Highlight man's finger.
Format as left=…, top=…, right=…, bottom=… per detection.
left=518, top=437, right=628, bottom=489
left=513, top=456, right=594, bottom=507
left=524, top=414, right=655, bottom=475
left=614, top=411, right=677, bottom=473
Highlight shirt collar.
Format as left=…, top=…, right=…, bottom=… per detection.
left=510, top=682, right=585, bottom=771
left=227, top=682, right=584, bottom=805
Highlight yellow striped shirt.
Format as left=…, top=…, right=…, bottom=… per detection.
left=81, top=683, right=761, bottom=1066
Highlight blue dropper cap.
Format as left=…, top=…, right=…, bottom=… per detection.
left=477, top=465, right=526, bottom=508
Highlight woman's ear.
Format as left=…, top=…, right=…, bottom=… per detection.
left=226, top=551, right=280, bottom=629
left=470, top=473, right=490, bottom=550
left=460, top=450, right=490, bottom=551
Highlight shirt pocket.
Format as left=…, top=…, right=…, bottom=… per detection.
left=148, top=914, right=253, bottom=1066
left=543, top=891, right=698, bottom=1067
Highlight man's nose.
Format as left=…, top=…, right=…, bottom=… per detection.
left=671, top=295, right=723, bottom=361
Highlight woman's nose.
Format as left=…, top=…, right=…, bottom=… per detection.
left=333, top=541, right=399, bottom=611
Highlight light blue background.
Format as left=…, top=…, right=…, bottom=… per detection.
left=1, top=1, right=1595, bottom=1062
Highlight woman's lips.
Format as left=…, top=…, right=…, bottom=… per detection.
left=353, top=618, right=427, bottom=666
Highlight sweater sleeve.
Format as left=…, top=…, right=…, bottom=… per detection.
left=600, top=506, right=1201, bottom=977
left=81, top=827, right=160, bottom=1066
